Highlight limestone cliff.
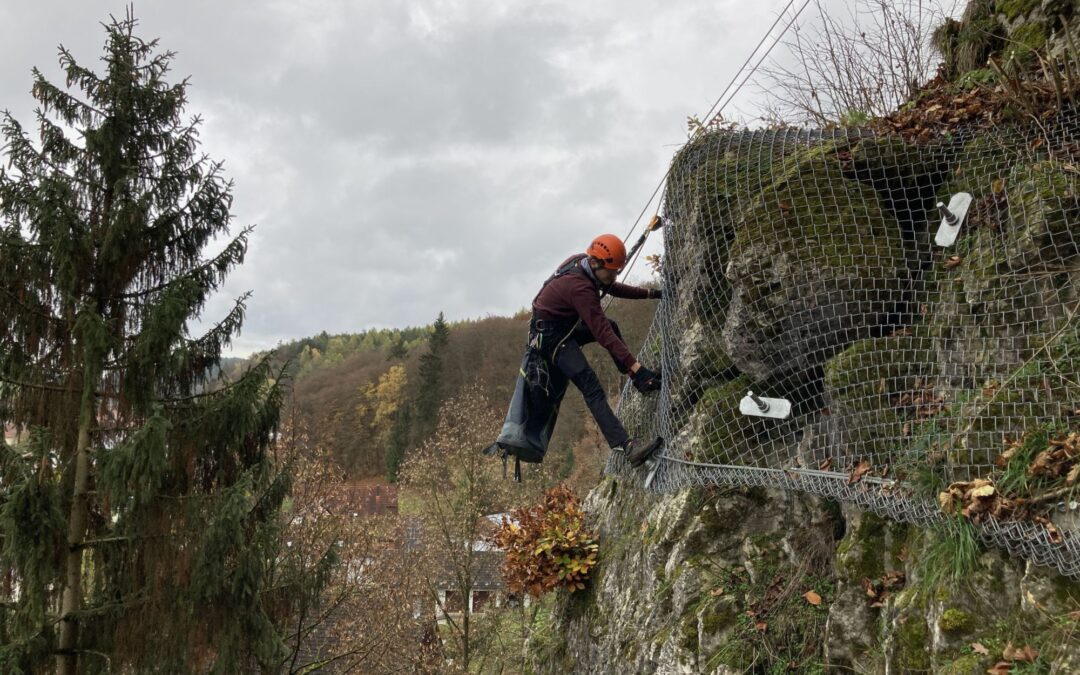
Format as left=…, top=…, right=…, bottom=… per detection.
left=527, top=2, right=1080, bottom=673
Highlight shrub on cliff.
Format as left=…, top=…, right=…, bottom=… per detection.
left=495, top=485, right=599, bottom=597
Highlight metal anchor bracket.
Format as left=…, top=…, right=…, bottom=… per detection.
left=739, top=391, right=792, bottom=419
left=934, top=192, right=972, bottom=247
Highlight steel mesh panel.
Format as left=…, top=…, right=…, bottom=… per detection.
left=610, top=113, right=1080, bottom=579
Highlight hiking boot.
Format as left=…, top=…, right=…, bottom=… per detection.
left=624, top=437, right=663, bottom=468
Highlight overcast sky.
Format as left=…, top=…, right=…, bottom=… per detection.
left=2, top=0, right=816, bottom=355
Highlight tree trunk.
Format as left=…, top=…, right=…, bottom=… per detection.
left=57, top=375, right=94, bottom=675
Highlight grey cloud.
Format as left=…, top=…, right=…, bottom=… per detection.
left=2, top=0, right=806, bottom=354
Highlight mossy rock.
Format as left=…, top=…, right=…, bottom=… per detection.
left=939, top=652, right=986, bottom=675
left=892, top=615, right=932, bottom=672
left=995, top=0, right=1041, bottom=21
left=939, top=607, right=974, bottom=633
left=721, top=141, right=910, bottom=380
left=941, top=135, right=1014, bottom=198
left=824, top=336, right=937, bottom=462
left=1001, top=160, right=1080, bottom=269
left=690, top=375, right=766, bottom=464
left=835, top=511, right=889, bottom=581
left=1005, top=21, right=1049, bottom=63
left=929, top=196, right=1079, bottom=393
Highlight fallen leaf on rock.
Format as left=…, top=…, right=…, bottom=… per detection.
left=943, top=255, right=963, bottom=270
left=987, top=661, right=1012, bottom=674
left=710, top=587, right=725, bottom=597
left=1002, top=642, right=1038, bottom=662
left=819, top=458, right=833, bottom=471
left=971, top=642, right=990, bottom=656
left=803, top=590, right=822, bottom=606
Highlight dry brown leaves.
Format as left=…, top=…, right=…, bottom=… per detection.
left=871, top=73, right=1057, bottom=143
left=860, top=570, right=906, bottom=608
left=802, top=590, right=822, bottom=606
left=894, top=378, right=948, bottom=422
left=985, top=642, right=1039, bottom=673
left=938, top=479, right=1016, bottom=522
left=941, top=431, right=1079, bottom=541
left=1026, top=431, right=1080, bottom=483
left=848, top=459, right=872, bottom=485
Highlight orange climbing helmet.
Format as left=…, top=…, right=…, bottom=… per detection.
left=586, top=234, right=627, bottom=270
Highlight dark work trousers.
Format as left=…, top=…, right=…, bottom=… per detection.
left=547, top=320, right=631, bottom=449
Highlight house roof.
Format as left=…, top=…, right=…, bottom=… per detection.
left=434, top=550, right=506, bottom=592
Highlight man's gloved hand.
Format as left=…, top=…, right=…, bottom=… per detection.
left=648, top=288, right=663, bottom=300
left=648, top=215, right=663, bottom=231
left=631, top=365, right=661, bottom=393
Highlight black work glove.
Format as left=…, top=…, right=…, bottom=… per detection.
left=631, top=365, right=661, bottom=393
left=648, top=288, right=663, bottom=300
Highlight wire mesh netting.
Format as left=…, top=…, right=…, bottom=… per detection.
left=610, top=112, right=1080, bottom=578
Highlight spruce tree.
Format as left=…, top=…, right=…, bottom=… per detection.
left=413, top=312, right=450, bottom=431
left=0, top=15, right=292, bottom=673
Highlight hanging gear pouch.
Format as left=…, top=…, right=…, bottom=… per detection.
left=490, top=347, right=569, bottom=463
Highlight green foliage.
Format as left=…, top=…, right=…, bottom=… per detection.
left=0, top=14, right=300, bottom=672
left=955, top=67, right=997, bottom=89
left=840, top=109, right=871, bottom=127
left=916, top=516, right=982, bottom=591
left=495, top=485, right=600, bottom=597
left=414, top=311, right=451, bottom=431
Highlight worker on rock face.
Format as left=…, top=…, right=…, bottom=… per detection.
left=528, top=225, right=664, bottom=467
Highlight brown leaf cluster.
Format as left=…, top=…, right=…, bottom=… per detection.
left=938, top=479, right=1015, bottom=522
left=894, top=378, right=948, bottom=424
left=986, top=642, right=1039, bottom=673
left=1022, top=431, right=1080, bottom=485
left=859, top=570, right=905, bottom=608
left=871, top=74, right=1057, bottom=143
left=493, top=485, right=599, bottom=598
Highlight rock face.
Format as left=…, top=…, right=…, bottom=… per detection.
left=720, top=143, right=910, bottom=383
left=527, top=3, right=1080, bottom=672
left=528, top=481, right=1080, bottom=674
left=528, top=480, right=838, bottom=674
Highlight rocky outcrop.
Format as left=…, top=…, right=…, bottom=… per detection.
left=529, top=3, right=1080, bottom=672
left=528, top=481, right=1080, bottom=673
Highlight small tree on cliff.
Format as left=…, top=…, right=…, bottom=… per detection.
left=0, top=15, right=292, bottom=673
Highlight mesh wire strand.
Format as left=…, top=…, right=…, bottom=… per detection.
left=609, top=113, right=1080, bottom=579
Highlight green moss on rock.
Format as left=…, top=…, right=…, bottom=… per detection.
left=728, top=141, right=905, bottom=272
left=824, top=336, right=936, bottom=459
left=995, top=0, right=1040, bottom=21
left=940, top=652, right=985, bottom=675
left=1006, top=22, right=1048, bottom=63
left=836, top=512, right=888, bottom=581
left=692, top=375, right=765, bottom=463
left=894, top=616, right=932, bottom=671
left=1001, top=160, right=1080, bottom=268
left=939, top=607, right=974, bottom=633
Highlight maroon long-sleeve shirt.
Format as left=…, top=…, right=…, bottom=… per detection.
left=531, top=255, right=650, bottom=371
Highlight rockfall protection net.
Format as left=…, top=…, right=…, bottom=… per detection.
left=609, top=111, right=1080, bottom=579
